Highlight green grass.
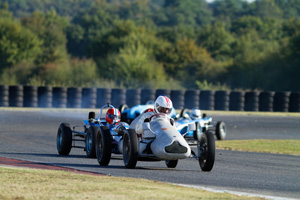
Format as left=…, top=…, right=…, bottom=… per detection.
left=216, top=139, right=300, bottom=156
left=0, top=167, right=265, bottom=200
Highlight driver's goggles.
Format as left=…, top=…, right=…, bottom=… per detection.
left=157, top=106, right=172, bottom=114
left=107, top=114, right=120, bottom=120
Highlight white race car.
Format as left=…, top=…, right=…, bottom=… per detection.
left=97, top=112, right=215, bottom=171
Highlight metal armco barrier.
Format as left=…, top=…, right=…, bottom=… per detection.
left=0, top=85, right=9, bottom=107
left=214, top=90, right=230, bottom=111
left=0, top=85, right=298, bottom=112
left=184, top=90, right=200, bottom=109
left=229, top=91, right=245, bottom=111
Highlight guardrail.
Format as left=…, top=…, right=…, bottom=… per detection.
left=0, top=85, right=299, bottom=112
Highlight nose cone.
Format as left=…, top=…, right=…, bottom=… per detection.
left=165, top=140, right=188, bottom=154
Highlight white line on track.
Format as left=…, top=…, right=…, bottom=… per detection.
left=173, top=183, right=299, bottom=200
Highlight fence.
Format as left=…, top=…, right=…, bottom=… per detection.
left=0, top=85, right=299, bottom=112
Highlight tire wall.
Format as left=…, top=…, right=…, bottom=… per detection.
left=259, top=91, right=275, bottom=112
left=184, top=90, right=200, bottom=109
left=111, top=89, right=126, bottom=108
left=96, top=88, right=111, bottom=108
left=200, top=90, right=215, bottom=110
left=0, top=85, right=9, bottom=107
left=82, top=88, right=97, bottom=108
left=52, top=87, right=67, bottom=108
left=126, top=89, right=141, bottom=108
left=23, top=86, right=38, bottom=107
left=244, top=91, right=260, bottom=111
left=273, top=91, right=290, bottom=112
left=9, top=85, right=23, bottom=107
left=214, top=90, right=230, bottom=111
left=38, top=86, right=52, bottom=108
left=140, top=89, right=156, bottom=104
left=67, top=87, right=82, bottom=108
left=171, top=90, right=185, bottom=110
left=0, top=85, right=299, bottom=113
left=289, top=92, right=300, bottom=112
left=229, top=91, right=245, bottom=111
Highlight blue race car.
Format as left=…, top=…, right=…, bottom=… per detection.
left=119, top=101, right=177, bottom=124
left=175, top=108, right=226, bottom=141
left=57, top=103, right=129, bottom=165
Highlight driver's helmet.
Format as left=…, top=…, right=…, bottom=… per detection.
left=154, top=96, right=173, bottom=115
left=190, top=108, right=201, bottom=120
left=106, top=108, right=121, bottom=124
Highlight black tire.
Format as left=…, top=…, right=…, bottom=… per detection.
left=96, top=126, right=112, bottom=166
left=86, top=126, right=98, bottom=158
left=199, top=131, right=215, bottom=171
left=193, top=122, right=202, bottom=141
left=123, top=129, right=138, bottom=169
left=165, top=160, right=178, bottom=168
left=119, top=104, right=129, bottom=113
left=89, top=112, right=95, bottom=119
left=57, top=123, right=72, bottom=155
left=180, top=108, right=189, bottom=118
left=215, top=121, right=226, bottom=140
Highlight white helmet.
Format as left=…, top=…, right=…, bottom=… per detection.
left=190, top=108, right=201, bottom=120
left=154, top=96, right=173, bottom=114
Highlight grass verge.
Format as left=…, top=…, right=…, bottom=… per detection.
left=0, top=167, right=264, bottom=200
left=216, top=139, right=300, bottom=156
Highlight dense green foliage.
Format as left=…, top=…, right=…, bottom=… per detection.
left=0, top=0, right=300, bottom=91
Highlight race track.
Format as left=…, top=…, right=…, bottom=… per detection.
left=0, top=109, right=299, bottom=199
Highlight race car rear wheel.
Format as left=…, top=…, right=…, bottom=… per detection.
left=96, top=126, right=112, bottom=166
left=57, top=123, right=72, bottom=155
left=123, top=129, right=138, bottom=169
left=199, top=131, right=215, bottom=171
left=216, top=121, right=226, bottom=140
left=165, top=160, right=178, bottom=168
left=86, top=126, right=97, bottom=158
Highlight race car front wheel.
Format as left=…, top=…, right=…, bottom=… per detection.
left=123, top=129, right=138, bottom=169
left=86, top=126, right=98, bottom=158
left=199, top=131, right=215, bottom=171
left=165, top=160, right=178, bottom=168
left=216, top=121, right=226, bottom=140
left=96, top=126, right=112, bottom=166
left=57, top=123, right=72, bottom=155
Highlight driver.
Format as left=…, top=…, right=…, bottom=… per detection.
left=129, top=96, right=174, bottom=136
left=190, top=108, right=201, bottom=120
left=106, top=108, right=121, bottom=124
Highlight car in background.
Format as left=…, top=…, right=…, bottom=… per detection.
left=175, top=108, right=226, bottom=141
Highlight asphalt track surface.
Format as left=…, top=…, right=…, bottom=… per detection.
left=0, top=109, right=299, bottom=199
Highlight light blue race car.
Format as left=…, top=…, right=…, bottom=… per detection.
left=175, top=109, right=226, bottom=141
left=119, top=101, right=177, bottom=124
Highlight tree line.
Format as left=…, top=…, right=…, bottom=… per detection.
left=0, top=0, right=300, bottom=92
